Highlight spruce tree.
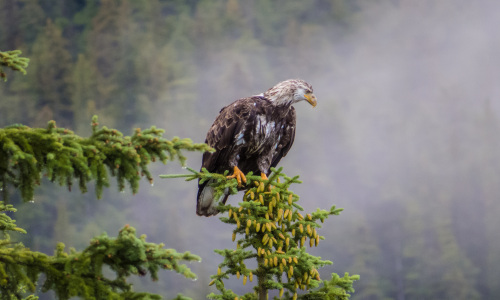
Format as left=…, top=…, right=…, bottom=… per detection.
left=162, top=167, right=359, bottom=299
left=0, top=114, right=210, bottom=299
left=0, top=203, right=201, bottom=299
left=0, top=60, right=210, bottom=298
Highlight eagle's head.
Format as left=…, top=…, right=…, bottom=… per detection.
left=263, top=79, right=317, bottom=107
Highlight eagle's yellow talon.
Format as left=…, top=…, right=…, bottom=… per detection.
left=227, top=166, right=247, bottom=187
left=261, top=172, right=273, bottom=191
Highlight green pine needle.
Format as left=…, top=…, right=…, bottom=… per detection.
left=164, top=167, right=359, bottom=299
left=0, top=218, right=199, bottom=299
left=0, top=116, right=212, bottom=202
left=0, top=50, right=30, bottom=81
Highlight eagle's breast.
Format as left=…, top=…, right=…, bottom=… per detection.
left=234, top=99, right=294, bottom=173
left=243, top=99, right=283, bottom=154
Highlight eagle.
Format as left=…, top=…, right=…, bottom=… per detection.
left=197, top=79, right=317, bottom=216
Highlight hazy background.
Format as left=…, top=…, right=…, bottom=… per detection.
left=1, top=0, right=500, bottom=299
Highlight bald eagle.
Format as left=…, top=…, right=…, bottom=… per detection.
left=197, top=79, right=317, bottom=216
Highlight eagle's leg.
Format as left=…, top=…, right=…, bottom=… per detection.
left=227, top=166, right=247, bottom=187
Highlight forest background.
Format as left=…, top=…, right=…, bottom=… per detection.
left=1, top=0, right=500, bottom=299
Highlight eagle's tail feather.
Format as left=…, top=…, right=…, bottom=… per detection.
left=196, top=180, right=228, bottom=216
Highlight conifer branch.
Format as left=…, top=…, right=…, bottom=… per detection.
left=0, top=50, right=30, bottom=81
left=0, top=116, right=213, bottom=202
left=163, top=167, right=358, bottom=299
left=0, top=214, right=200, bottom=299
left=0, top=202, right=26, bottom=236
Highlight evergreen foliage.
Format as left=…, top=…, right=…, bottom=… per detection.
left=162, top=167, right=359, bottom=299
left=0, top=114, right=208, bottom=299
left=0, top=116, right=212, bottom=203
left=0, top=50, right=29, bottom=81
left=0, top=60, right=207, bottom=298
left=0, top=201, right=200, bottom=299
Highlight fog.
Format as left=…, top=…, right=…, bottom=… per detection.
left=3, top=0, right=500, bottom=299
left=159, top=1, right=500, bottom=298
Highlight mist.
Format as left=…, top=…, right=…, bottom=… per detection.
left=2, top=0, right=500, bottom=299
left=155, top=1, right=500, bottom=298
left=151, top=1, right=500, bottom=299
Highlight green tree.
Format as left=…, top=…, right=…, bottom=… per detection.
left=0, top=0, right=44, bottom=48
left=0, top=59, right=210, bottom=297
left=0, top=115, right=210, bottom=202
left=71, top=53, right=98, bottom=135
left=29, top=19, right=74, bottom=127
left=0, top=114, right=211, bottom=299
left=86, top=0, right=141, bottom=129
left=0, top=201, right=201, bottom=299
left=163, top=167, right=359, bottom=299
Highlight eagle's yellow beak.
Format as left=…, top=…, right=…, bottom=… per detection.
left=304, top=93, right=317, bottom=107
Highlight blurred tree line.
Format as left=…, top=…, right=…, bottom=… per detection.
left=1, top=0, right=499, bottom=299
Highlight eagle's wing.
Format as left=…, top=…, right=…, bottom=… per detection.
left=197, top=98, right=255, bottom=216
left=270, top=106, right=296, bottom=170
left=201, top=98, right=254, bottom=173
